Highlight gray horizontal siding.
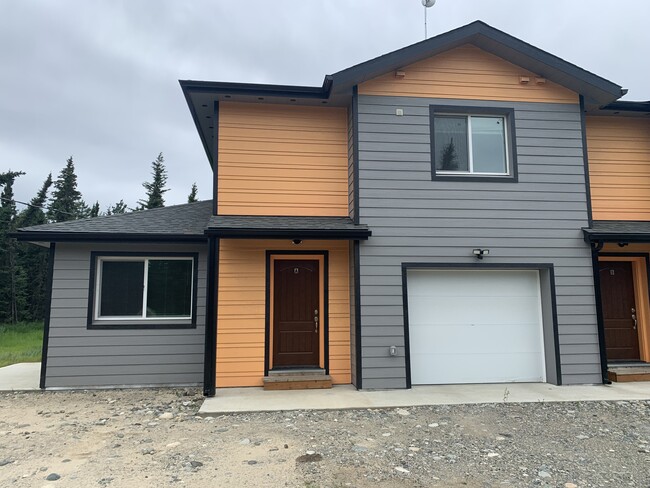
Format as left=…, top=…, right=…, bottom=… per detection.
left=357, top=95, right=599, bottom=388
left=45, top=242, right=208, bottom=388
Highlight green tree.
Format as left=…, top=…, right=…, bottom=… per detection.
left=15, top=174, right=53, bottom=321
left=89, top=201, right=100, bottom=218
left=138, top=152, right=169, bottom=209
left=107, top=200, right=128, bottom=215
left=0, top=171, right=26, bottom=323
left=440, top=139, right=459, bottom=171
left=48, top=157, right=87, bottom=222
left=187, top=182, right=198, bottom=203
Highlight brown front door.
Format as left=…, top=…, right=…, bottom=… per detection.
left=272, top=259, right=320, bottom=368
left=599, top=261, right=641, bottom=361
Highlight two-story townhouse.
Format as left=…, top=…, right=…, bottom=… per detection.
left=17, top=21, right=644, bottom=394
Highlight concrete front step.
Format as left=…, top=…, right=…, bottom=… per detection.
left=267, top=368, right=326, bottom=377
left=608, top=365, right=650, bottom=383
left=263, top=373, right=332, bottom=391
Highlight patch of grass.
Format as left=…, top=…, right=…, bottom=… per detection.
left=0, top=321, right=43, bottom=368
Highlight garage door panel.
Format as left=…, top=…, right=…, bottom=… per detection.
left=407, top=269, right=546, bottom=385
left=410, top=351, right=545, bottom=384
left=408, top=269, right=539, bottom=297
left=409, top=323, right=544, bottom=355
left=408, top=296, right=541, bottom=325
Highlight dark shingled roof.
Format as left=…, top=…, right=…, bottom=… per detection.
left=583, top=220, right=650, bottom=242
left=14, top=200, right=213, bottom=242
left=206, top=215, right=371, bottom=239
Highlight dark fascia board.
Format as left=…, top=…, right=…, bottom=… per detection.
left=582, top=229, right=650, bottom=243
left=604, top=100, right=650, bottom=112
left=601, top=100, right=650, bottom=113
left=179, top=79, right=330, bottom=99
left=12, top=231, right=208, bottom=243
left=328, top=20, right=624, bottom=105
left=204, top=228, right=371, bottom=240
left=180, top=83, right=214, bottom=167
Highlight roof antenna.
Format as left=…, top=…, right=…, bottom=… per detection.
left=422, top=0, right=436, bottom=39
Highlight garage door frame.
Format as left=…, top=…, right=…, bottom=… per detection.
left=401, top=262, right=562, bottom=388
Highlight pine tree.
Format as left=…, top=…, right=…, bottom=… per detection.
left=48, top=157, right=86, bottom=222
left=89, top=201, right=100, bottom=218
left=106, top=200, right=128, bottom=215
left=0, top=171, right=26, bottom=323
left=187, top=183, right=198, bottom=203
left=440, top=139, right=459, bottom=171
left=138, top=152, right=169, bottom=209
left=14, top=174, right=53, bottom=322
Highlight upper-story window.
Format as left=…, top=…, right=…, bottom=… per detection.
left=430, top=106, right=518, bottom=182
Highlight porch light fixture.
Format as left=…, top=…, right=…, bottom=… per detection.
left=473, top=248, right=489, bottom=259
left=292, top=239, right=303, bottom=245
left=618, top=242, right=629, bottom=247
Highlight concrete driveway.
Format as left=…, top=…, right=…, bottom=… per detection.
left=0, top=362, right=40, bottom=390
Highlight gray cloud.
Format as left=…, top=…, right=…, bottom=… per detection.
left=2, top=0, right=648, bottom=211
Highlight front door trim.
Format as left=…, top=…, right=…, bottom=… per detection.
left=599, top=252, right=650, bottom=363
left=264, top=250, right=329, bottom=376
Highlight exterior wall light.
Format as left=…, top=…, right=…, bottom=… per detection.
left=473, top=248, right=490, bottom=259
left=292, top=239, right=303, bottom=245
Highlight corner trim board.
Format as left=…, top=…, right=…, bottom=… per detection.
left=579, top=95, right=594, bottom=228
left=39, top=243, right=55, bottom=390
left=353, top=240, right=362, bottom=389
left=212, top=101, right=219, bottom=216
left=352, top=85, right=360, bottom=225
left=203, top=237, right=219, bottom=396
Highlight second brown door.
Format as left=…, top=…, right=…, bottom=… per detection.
left=599, top=261, right=641, bottom=362
left=272, top=259, right=320, bottom=368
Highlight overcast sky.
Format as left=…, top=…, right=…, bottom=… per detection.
left=2, top=0, right=649, bottom=212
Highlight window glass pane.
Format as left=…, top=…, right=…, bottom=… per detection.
left=471, top=116, right=507, bottom=174
left=146, top=260, right=193, bottom=317
left=434, top=116, right=469, bottom=172
left=100, top=261, right=144, bottom=316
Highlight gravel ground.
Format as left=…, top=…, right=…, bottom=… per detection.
left=0, top=388, right=649, bottom=488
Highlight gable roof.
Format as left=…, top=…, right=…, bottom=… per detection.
left=14, top=200, right=213, bottom=242
left=181, top=21, right=625, bottom=166
left=328, top=21, right=624, bottom=107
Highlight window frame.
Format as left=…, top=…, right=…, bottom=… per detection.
left=429, top=105, right=518, bottom=183
left=87, top=251, right=199, bottom=329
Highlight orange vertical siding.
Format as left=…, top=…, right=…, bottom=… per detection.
left=218, top=102, right=349, bottom=216
left=587, top=116, right=650, bottom=220
left=216, top=239, right=351, bottom=387
left=359, top=44, right=578, bottom=104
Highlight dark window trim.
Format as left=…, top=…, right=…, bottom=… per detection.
left=429, top=105, right=518, bottom=183
left=264, top=250, right=330, bottom=376
left=401, top=262, right=561, bottom=388
left=87, top=251, right=199, bottom=330
left=39, top=243, right=56, bottom=389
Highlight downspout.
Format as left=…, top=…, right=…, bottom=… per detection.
left=590, top=239, right=611, bottom=384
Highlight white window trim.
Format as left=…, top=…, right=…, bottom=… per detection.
left=435, top=114, right=510, bottom=176
left=94, top=256, right=194, bottom=322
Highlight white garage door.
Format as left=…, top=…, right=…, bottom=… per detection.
left=407, top=269, right=546, bottom=384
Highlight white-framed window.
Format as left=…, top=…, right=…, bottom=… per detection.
left=92, top=255, right=195, bottom=322
left=430, top=106, right=517, bottom=180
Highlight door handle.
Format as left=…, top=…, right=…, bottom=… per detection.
left=314, top=309, right=319, bottom=333
left=632, top=314, right=638, bottom=330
